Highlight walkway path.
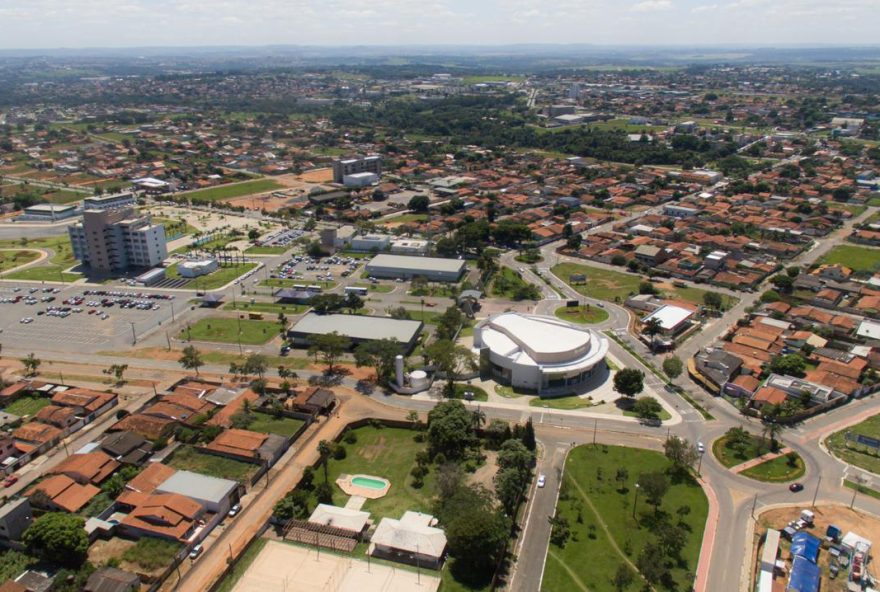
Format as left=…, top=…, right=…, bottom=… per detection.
left=730, top=447, right=792, bottom=474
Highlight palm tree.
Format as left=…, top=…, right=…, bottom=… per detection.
left=317, top=440, right=332, bottom=483
left=471, top=407, right=486, bottom=432
left=642, top=317, right=663, bottom=353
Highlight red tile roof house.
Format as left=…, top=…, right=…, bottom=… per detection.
left=52, top=388, right=118, bottom=423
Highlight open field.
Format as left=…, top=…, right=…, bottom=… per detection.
left=529, top=395, right=595, bottom=410
left=245, top=245, right=290, bottom=255
left=740, top=453, right=806, bottom=482
left=825, top=414, right=880, bottom=475
left=553, top=262, right=713, bottom=305
left=820, top=244, right=880, bottom=274
left=180, top=179, right=284, bottom=203
left=181, top=317, right=282, bottom=345
left=542, top=444, right=708, bottom=592
left=554, top=304, right=609, bottom=324
left=166, top=262, right=259, bottom=290
left=225, top=301, right=308, bottom=315
left=166, top=445, right=257, bottom=482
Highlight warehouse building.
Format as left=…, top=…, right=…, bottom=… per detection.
left=288, top=313, right=423, bottom=354
left=473, top=312, right=608, bottom=395
left=366, top=254, right=465, bottom=282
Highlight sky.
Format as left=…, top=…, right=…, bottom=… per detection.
left=0, top=0, right=877, bottom=49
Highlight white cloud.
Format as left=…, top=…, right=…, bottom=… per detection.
left=691, top=3, right=718, bottom=13
left=631, top=0, right=672, bottom=11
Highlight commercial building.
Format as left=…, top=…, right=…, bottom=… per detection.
left=289, top=313, right=423, bottom=353
left=69, top=207, right=166, bottom=273
left=642, top=304, right=695, bottom=336
left=0, top=499, right=32, bottom=544
left=332, top=155, right=382, bottom=183
left=177, top=259, right=218, bottom=278
left=19, top=203, right=79, bottom=222
left=154, top=469, right=239, bottom=515
left=343, top=172, right=379, bottom=188
left=473, top=312, right=608, bottom=395
left=366, top=254, right=466, bottom=282
left=82, top=192, right=136, bottom=211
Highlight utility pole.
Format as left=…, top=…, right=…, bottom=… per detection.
left=129, top=322, right=137, bottom=345
left=751, top=493, right=758, bottom=519
left=812, top=476, right=821, bottom=508
left=170, top=301, right=175, bottom=322
left=632, top=483, right=640, bottom=519
left=593, top=418, right=597, bottom=445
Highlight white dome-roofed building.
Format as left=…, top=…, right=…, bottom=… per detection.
left=473, top=312, right=608, bottom=395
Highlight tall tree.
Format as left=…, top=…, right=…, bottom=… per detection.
left=425, top=339, right=477, bottom=398
left=613, top=368, right=645, bottom=398
left=21, top=353, right=40, bottom=377
left=662, top=356, right=683, bottom=380
left=353, top=339, right=400, bottom=384
left=637, top=472, right=669, bottom=516
left=23, top=513, right=88, bottom=568
left=178, top=345, right=203, bottom=376
left=642, top=317, right=664, bottom=352
left=427, top=400, right=477, bottom=461
left=309, top=332, right=351, bottom=373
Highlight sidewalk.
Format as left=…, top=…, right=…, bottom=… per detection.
left=730, top=447, right=792, bottom=473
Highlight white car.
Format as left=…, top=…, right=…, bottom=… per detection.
left=537, top=474, right=546, bottom=488
left=697, top=442, right=705, bottom=454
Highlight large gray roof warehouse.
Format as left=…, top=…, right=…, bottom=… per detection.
left=289, top=313, right=423, bottom=353
left=366, top=254, right=465, bottom=282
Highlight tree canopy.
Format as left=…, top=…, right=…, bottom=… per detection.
left=23, top=512, right=88, bottom=568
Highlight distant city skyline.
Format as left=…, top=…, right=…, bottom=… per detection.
left=0, top=0, right=877, bottom=50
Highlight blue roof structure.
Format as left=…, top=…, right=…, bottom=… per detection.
left=786, top=555, right=820, bottom=592
left=791, top=532, right=821, bottom=564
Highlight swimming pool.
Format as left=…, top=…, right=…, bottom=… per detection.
left=351, top=476, right=387, bottom=490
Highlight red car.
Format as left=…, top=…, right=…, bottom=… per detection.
left=3, top=475, right=18, bottom=488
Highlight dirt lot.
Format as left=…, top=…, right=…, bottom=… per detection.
left=89, top=538, right=170, bottom=580
left=753, top=505, right=879, bottom=592
left=224, top=173, right=334, bottom=212
left=296, top=168, right=334, bottom=183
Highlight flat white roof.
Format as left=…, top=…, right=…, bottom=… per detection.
left=308, top=504, right=370, bottom=532
left=643, top=305, right=694, bottom=331
left=857, top=319, right=880, bottom=340
left=367, top=254, right=465, bottom=274
left=291, top=313, right=422, bottom=343
left=157, top=470, right=237, bottom=504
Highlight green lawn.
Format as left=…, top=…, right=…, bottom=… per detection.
left=181, top=317, right=282, bottom=345
left=712, top=434, right=771, bottom=468
left=529, top=395, right=595, bottom=410
left=166, top=262, right=258, bottom=290
left=316, top=425, right=436, bottom=520
left=495, top=385, right=527, bottom=398
left=153, top=217, right=198, bottom=238
left=740, top=453, right=806, bottom=483
left=449, top=384, right=489, bottom=402
left=200, top=351, right=311, bottom=370
left=554, top=304, right=609, bottom=324
left=180, top=179, right=283, bottom=203
left=166, top=445, right=257, bottom=482
left=492, top=267, right=540, bottom=300
left=262, top=278, right=338, bottom=290
left=225, top=301, right=307, bottom=315
left=820, top=244, right=880, bottom=274
left=825, top=415, right=880, bottom=475
left=246, top=412, right=306, bottom=438
left=42, top=190, right=84, bottom=204
left=384, top=213, right=429, bottom=225
left=1, top=235, right=81, bottom=282
left=844, top=479, right=880, bottom=501
left=245, top=245, right=290, bottom=255
left=3, top=395, right=51, bottom=417
left=0, top=250, right=40, bottom=273
left=542, top=445, right=708, bottom=592
left=353, top=282, right=394, bottom=293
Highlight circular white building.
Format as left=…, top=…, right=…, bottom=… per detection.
left=472, top=312, right=608, bottom=395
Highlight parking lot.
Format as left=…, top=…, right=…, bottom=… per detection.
left=270, top=254, right=363, bottom=285
left=0, top=285, right=178, bottom=352
left=257, top=228, right=303, bottom=248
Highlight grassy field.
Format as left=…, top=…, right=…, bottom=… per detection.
left=180, top=179, right=283, bottom=203
left=245, top=245, right=290, bottom=255
left=181, top=317, right=282, bottom=345
left=1, top=235, right=81, bottom=282
left=3, top=395, right=51, bottom=417
left=166, top=262, right=258, bottom=290
left=166, top=445, right=257, bottom=482
left=492, top=267, right=540, bottom=300
left=449, top=384, right=489, bottom=402
left=121, top=537, right=183, bottom=571
left=353, top=282, right=394, bottom=293
left=542, top=445, right=708, bottom=592
left=554, top=304, right=609, bottom=324
left=200, top=350, right=311, bottom=370
left=0, top=250, right=40, bottom=273
left=225, top=301, right=307, bottom=315
left=153, top=217, right=198, bottom=238
left=712, top=434, right=771, bottom=468
left=820, top=244, right=880, bottom=274
left=246, top=412, right=306, bottom=438
left=825, top=415, right=880, bottom=475
left=316, top=425, right=436, bottom=520
left=383, top=213, right=429, bottom=225
left=462, top=74, right=525, bottom=84
left=552, top=262, right=713, bottom=306
left=42, top=190, right=85, bottom=204
left=740, top=453, right=806, bottom=483
left=529, top=395, right=595, bottom=410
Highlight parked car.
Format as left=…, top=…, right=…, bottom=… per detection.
left=189, top=544, right=203, bottom=559
left=228, top=503, right=241, bottom=517
left=3, top=475, right=18, bottom=488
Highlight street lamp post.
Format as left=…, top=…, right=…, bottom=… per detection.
left=129, top=322, right=137, bottom=345
left=697, top=449, right=705, bottom=475
left=632, top=482, right=640, bottom=519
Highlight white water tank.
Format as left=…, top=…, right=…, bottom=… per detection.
left=395, top=355, right=405, bottom=386
left=409, top=370, right=428, bottom=390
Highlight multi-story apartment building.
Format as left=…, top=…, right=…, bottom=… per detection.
left=331, top=155, right=382, bottom=183
left=82, top=192, right=137, bottom=211
left=69, top=207, right=167, bottom=273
